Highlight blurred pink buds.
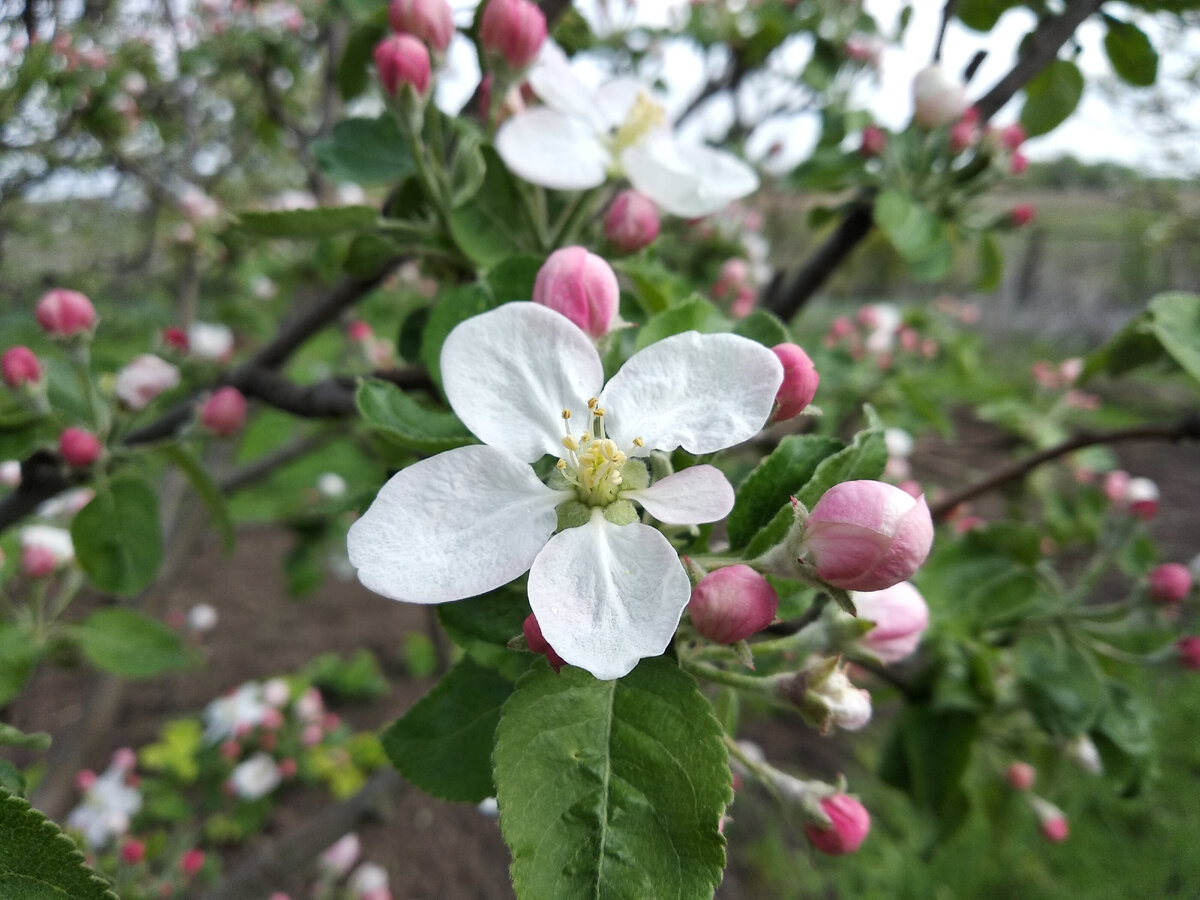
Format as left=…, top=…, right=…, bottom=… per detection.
left=200, top=387, right=248, bottom=436
left=999, top=123, right=1026, bottom=151
left=22, top=544, right=58, bottom=578
left=1126, top=477, right=1159, bottom=519
left=851, top=581, right=929, bottom=663
left=949, top=113, right=979, bottom=153
left=181, top=848, right=205, bottom=877
left=36, top=288, right=96, bottom=338
left=523, top=613, right=566, bottom=672
left=769, top=343, right=819, bottom=422
left=1010, top=151, right=1030, bottom=175
left=480, top=0, right=546, bottom=71
left=1030, top=796, right=1069, bottom=843
left=688, top=564, right=779, bottom=644
left=1007, top=761, right=1036, bottom=791
left=604, top=190, right=660, bottom=253
left=119, top=838, right=146, bottom=865
left=531, top=246, right=619, bottom=338
left=859, top=125, right=886, bottom=158
left=60, top=428, right=102, bottom=467
left=115, top=354, right=180, bottom=410
left=1148, top=562, right=1192, bottom=603
left=2, top=346, right=41, bottom=388
left=374, top=34, right=431, bottom=96
left=1010, top=204, right=1036, bottom=228
left=911, top=65, right=967, bottom=128
left=802, top=480, right=934, bottom=592
left=1177, top=636, right=1200, bottom=670
left=803, top=794, right=871, bottom=855
left=388, top=0, right=454, bottom=53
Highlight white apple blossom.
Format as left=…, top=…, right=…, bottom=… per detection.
left=66, top=761, right=143, bottom=848
left=203, top=682, right=271, bottom=743
left=20, top=525, right=74, bottom=566
left=348, top=302, right=782, bottom=680
left=229, top=752, right=282, bottom=800
left=188, top=322, right=234, bottom=361
left=115, top=354, right=180, bottom=410
left=495, top=49, right=759, bottom=218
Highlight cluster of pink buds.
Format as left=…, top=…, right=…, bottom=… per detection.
left=711, top=258, right=759, bottom=318
left=531, top=247, right=619, bottom=338
left=1030, top=357, right=1099, bottom=409
left=1103, top=470, right=1159, bottom=520
left=949, top=106, right=981, bottom=154
left=347, top=320, right=396, bottom=369
left=824, top=304, right=937, bottom=367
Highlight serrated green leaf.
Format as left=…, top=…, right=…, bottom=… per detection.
left=0, top=785, right=119, bottom=900
left=495, top=658, right=731, bottom=900
left=1147, top=292, right=1200, bottom=386
left=419, top=284, right=496, bottom=389
left=1017, top=637, right=1107, bottom=737
left=437, top=588, right=532, bottom=681
left=732, top=310, right=790, bottom=347
left=635, top=295, right=725, bottom=351
left=159, top=444, right=234, bottom=553
left=449, top=147, right=531, bottom=267
left=71, top=477, right=163, bottom=596
left=236, top=205, right=378, bottom=239
left=795, top=424, right=888, bottom=509
left=1020, top=59, right=1084, bottom=137
left=76, top=608, right=200, bottom=679
left=356, top=378, right=474, bottom=452
left=485, top=254, right=542, bottom=303
left=380, top=656, right=514, bottom=802
left=0, top=724, right=50, bottom=752
left=744, top=500, right=799, bottom=560
left=314, top=116, right=416, bottom=184
left=1103, top=16, right=1158, bottom=87
left=728, top=435, right=843, bottom=550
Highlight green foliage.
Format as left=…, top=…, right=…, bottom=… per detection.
left=236, top=205, right=378, bottom=239
left=158, top=444, right=235, bottom=553
left=356, top=378, right=474, bottom=453
left=1102, top=16, right=1158, bottom=87
left=0, top=723, right=50, bottom=752
left=139, top=719, right=204, bottom=783
left=873, top=190, right=953, bottom=280
left=70, top=476, right=164, bottom=596
left=956, top=0, right=1017, bottom=31
left=0, top=622, right=38, bottom=708
left=436, top=588, right=532, bottom=681
left=75, top=608, right=200, bottom=678
left=1082, top=292, right=1200, bottom=387
left=419, top=284, right=496, bottom=389
left=494, top=659, right=732, bottom=900
left=313, top=116, right=416, bottom=184
left=732, top=310, right=791, bottom=347
left=449, top=148, right=534, bottom=267
left=1021, top=59, right=1085, bottom=138
left=304, top=649, right=389, bottom=700
left=634, top=296, right=725, bottom=350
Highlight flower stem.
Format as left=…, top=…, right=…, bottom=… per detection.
left=682, top=659, right=773, bottom=695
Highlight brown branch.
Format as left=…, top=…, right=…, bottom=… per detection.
left=930, top=416, right=1200, bottom=521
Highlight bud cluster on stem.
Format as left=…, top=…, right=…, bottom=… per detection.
left=772, top=657, right=872, bottom=734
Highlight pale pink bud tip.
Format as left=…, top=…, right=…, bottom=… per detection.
left=770, top=343, right=819, bottom=422
left=36, top=288, right=96, bottom=337
left=688, top=564, right=779, bottom=644
left=1041, top=816, right=1069, bottom=843
left=803, top=480, right=935, bottom=592
left=480, top=0, right=546, bottom=70
left=201, top=387, right=248, bottom=436
left=859, top=125, right=886, bottom=158
left=59, top=428, right=102, bottom=467
left=523, top=613, right=566, bottom=672
left=1010, top=204, right=1036, bottom=228
left=1149, top=562, right=1192, bottom=603
left=912, top=65, right=967, bottom=128
left=1006, top=761, right=1036, bottom=791
left=181, top=848, right=205, bottom=876
left=532, top=246, right=619, bottom=338
left=803, top=794, right=871, bottom=855
left=604, top=191, right=660, bottom=253
left=388, top=0, right=454, bottom=52
left=1177, top=636, right=1200, bottom=670
left=852, top=581, right=929, bottom=663
left=2, top=346, right=42, bottom=388
left=374, top=34, right=431, bottom=96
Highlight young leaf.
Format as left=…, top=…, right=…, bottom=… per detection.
left=313, top=116, right=416, bottom=184
left=159, top=444, right=235, bottom=553
left=419, top=284, right=495, bottom=390
left=1102, top=16, right=1158, bottom=87
left=356, top=378, right=475, bottom=453
left=1146, top=292, right=1200, bottom=386
left=1020, top=59, right=1084, bottom=137
left=495, top=658, right=731, bottom=900
left=380, top=656, right=514, bottom=802
left=76, top=608, right=200, bottom=679
left=449, top=148, right=532, bottom=267
left=634, top=295, right=725, bottom=351
left=0, top=622, right=38, bottom=708
left=732, top=309, right=791, bottom=347
left=236, top=206, right=378, bottom=239
left=795, top=424, right=888, bottom=509
left=71, top=476, right=164, bottom=596
left=0, top=723, right=50, bottom=752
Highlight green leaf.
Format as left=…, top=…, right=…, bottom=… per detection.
left=956, top=0, right=1016, bottom=31
left=0, top=622, right=38, bottom=708
left=419, top=284, right=496, bottom=389
left=338, top=19, right=388, bottom=100
left=1093, top=681, right=1154, bottom=795
left=0, top=761, right=23, bottom=797
left=879, top=707, right=977, bottom=842
left=634, top=295, right=725, bottom=351
left=76, top=608, right=200, bottom=679
left=728, top=435, right=843, bottom=550
left=614, top=259, right=686, bottom=316
left=1147, top=291, right=1200, bottom=385
left=236, top=205, right=378, bottom=239
left=1103, top=16, right=1158, bottom=87
left=0, top=724, right=50, bottom=752
left=975, top=231, right=1003, bottom=292
left=313, top=116, right=416, bottom=184
left=732, top=309, right=791, bottom=347
left=495, top=659, right=731, bottom=900
left=795, top=422, right=888, bottom=509
left=380, top=656, right=514, bottom=802
left=1017, top=637, right=1107, bottom=737
left=159, top=444, right=234, bottom=553
left=1020, top=59, right=1084, bottom=137
left=356, top=378, right=474, bottom=453
left=485, top=254, right=543, bottom=303
left=344, top=234, right=400, bottom=277
left=71, top=477, right=163, bottom=596
left=437, top=588, right=532, bottom=681
left=0, top=785, right=119, bottom=900
left=874, top=189, right=951, bottom=277
left=449, top=147, right=530, bottom=267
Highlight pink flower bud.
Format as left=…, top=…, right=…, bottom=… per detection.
left=1007, top=761, right=1036, bottom=791
left=770, top=343, right=819, bottom=422
left=75, top=769, right=97, bottom=792
left=851, top=581, right=929, bottom=663
left=163, top=327, right=189, bottom=351
left=999, top=123, right=1026, bottom=151
left=374, top=34, right=431, bottom=96
left=802, top=480, right=934, bottom=592
left=1103, top=469, right=1130, bottom=505
left=1030, top=797, right=1069, bottom=842
left=912, top=65, right=967, bottom=128
left=200, top=387, right=248, bottom=436
left=388, top=0, right=454, bottom=52
left=531, top=247, right=619, bottom=338
left=1148, top=562, right=1192, bottom=603
left=348, top=320, right=374, bottom=342
left=949, top=116, right=978, bottom=153
left=115, top=354, right=180, bottom=410
left=111, top=746, right=137, bottom=771
left=731, top=287, right=757, bottom=319
left=523, top=613, right=566, bottom=672
left=180, top=848, right=205, bottom=876
left=713, top=258, right=749, bottom=299
left=120, top=838, right=146, bottom=865
left=36, top=288, right=96, bottom=337
left=2, top=346, right=41, bottom=388
left=688, top=564, right=779, bottom=644
left=859, top=125, right=886, bottom=158
left=1177, top=636, right=1200, bottom=670
left=604, top=191, right=660, bottom=253
left=1010, top=151, right=1029, bottom=175
left=59, top=428, right=102, bottom=467
left=1010, top=204, right=1036, bottom=228
left=802, top=794, right=871, bottom=855
left=480, top=0, right=546, bottom=71
left=1126, top=477, right=1159, bottom=519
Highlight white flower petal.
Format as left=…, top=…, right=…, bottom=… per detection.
left=529, top=512, right=691, bottom=680
left=442, top=303, right=605, bottom=463
left=496, top=107, right=611, bottom=191
left=594, top=78, right=644, bottom=130
left=347, top=445, right=567, bottom=603
left=600, top=331, right=783, bottom=456
left=528, top=52, right=608, bottom=133
left=623, top=135, right=760, bottom=218
left=623, top=465, right=734, bottom=525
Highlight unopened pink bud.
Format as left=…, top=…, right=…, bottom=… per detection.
left=180, top=848, right=205, bottom=876
left=1177, top=636, right=1200, bottom=670
left=688, top=564, right=779, bottom=644
left=120, top=838, right=146, bottom=865
left=1042, top=815, right=1069, bottom=842
left=163, top=327, right=189, bottom=351
left=36, top=288, right=96, bottom=337
left=388, top=0, right=454, bottom=52
left=803, top=794, right=870, bottom=855
left=320, top=833, right=362, bottom=875
left=714, top=258, right=749, bottom=298
left=75, top=769, right=97, bottom=791
left=803, top=480, right=934, bottom=592
left=1148, top=562, right=1192, bottom=603
left=59, top=428, right=102, bottom=467
left=912, top=65, right=967, bottom=128
left=2, top=346, right=41, bottom=388
left=949, top=116, right=977, bottom=153
left=523, top=613, right=566, bottom=672
left=1007, top=761, right=1036, bottom=791
left=1126, top=477, right=1159, bottom=520
left=1000, top=123, right=1025, bottom=151
left=1103, top=470, right=1130, bottom=505
left=604, top=191, right=660, bottom=253
left=115, top=354, right=180, bottom=410
left=770, top=343, right=819, bottom=422
left=859, top=125, right=886, bottom=158
left=348, top=320, right=374, bottom=342
left=111, top=746, right=137, bottom=770
left=1010, top=204, right=1036, bottom=228
left=731, top=287, right=757, bottom=319
left=480, top=0, right=546, bottom=71
left=374, top=34, right=431, bottom=96
left=851, top=581, right=929, bottom=663
left=200, top=387, right=247, bottom=436
left=532, top=247, right=619, bottom=338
